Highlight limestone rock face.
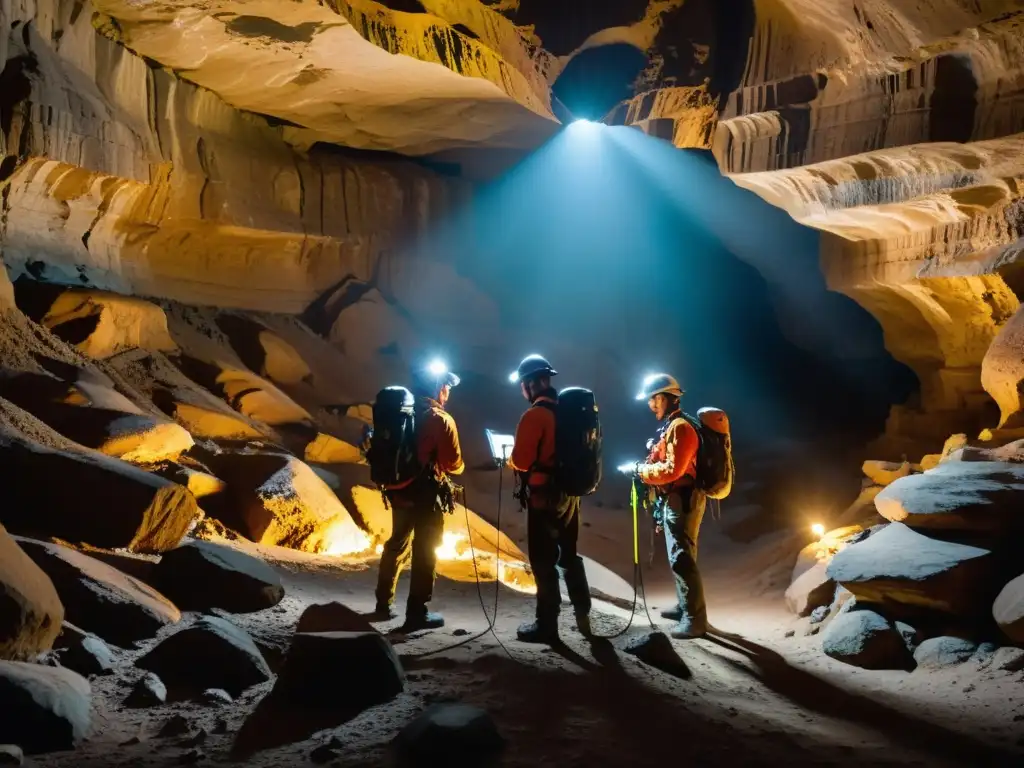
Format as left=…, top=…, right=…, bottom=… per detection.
left=826, top=523, right=999, bottom=620
left=0, top=524, right=64, bottom=661
left=874, top=461, right=1024, bottom=532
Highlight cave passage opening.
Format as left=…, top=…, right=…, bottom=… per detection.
left=552, top=43, right=649, bottom=122
left=443, top=122, right=918, bottom=497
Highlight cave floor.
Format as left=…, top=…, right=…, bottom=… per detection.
left=32, top=510, right=1024, bottom=768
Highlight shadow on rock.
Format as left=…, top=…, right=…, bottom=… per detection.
left=230, top=690, right=367, bottom=760
left=704, top=626, right=1022, bottom=765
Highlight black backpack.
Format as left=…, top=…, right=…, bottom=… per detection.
left=537, top=387, right=603, bottom=496
left=367, top=386, right=422, bottom=489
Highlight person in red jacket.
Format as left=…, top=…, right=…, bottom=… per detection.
left=374, top=363, right=464, bottom=631
left=631, top=373, right=707, bottom=639
left=507, top=354, right=592, bottom=644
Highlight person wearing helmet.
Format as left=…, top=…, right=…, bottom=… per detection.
left=506, top=354, right=593, bottom=644
left=374, top=361, right=465, bottom=631
left=630, top=373, right=707, bottom=639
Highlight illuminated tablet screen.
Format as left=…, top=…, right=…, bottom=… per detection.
left=484, top=429, right=514, bottom=461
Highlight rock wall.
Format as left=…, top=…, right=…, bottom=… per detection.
left=1, top=0, right=472, bottom=315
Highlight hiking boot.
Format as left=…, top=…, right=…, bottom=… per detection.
left=574, top=612, right=593, bottom=637
left=660, top=605, right=683, bottom=621
left=669, top=618, right=707, bottom=640
left=402, top=611, right=445, bottom=632
left=371, top=602, right=399, bottom=620
left=517, top=620, right=558, bottom=644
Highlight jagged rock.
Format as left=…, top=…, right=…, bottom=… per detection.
left=0, top=745, right=23, bottom=766
left=295, top=602, right=376, bottom=635
left=862, top=460, right=912, bottom=486
left=785, top=562, right=835, bottom=617
left=39, top=289, right=178, bottom=360
left=826, top=523, right=998, bottom=620
left=809, top=605, right=830, bottom=624
left=0, top=371, right=193, bottom=464
left=0, top=426, right=198, bottom=553
left=0, top=523, right=63, bottom=660
left=15, top=538, right=180, bottom=647
left=151, top=540, right=284, bottom=614
left=0, top=661, right=92, bottom=754
left=60, top=635, right=115, bottom=677
left=874, top=461, right=1024, bottom=532
left=913, top=637, right=978, bottom=669
left=919, top=434, right=969, bottom=471
left=393, top=703, right=504, bottom=765
left=895, top=621, right=921, bottom=653
left=136, top=615, right=271, bottom=697
left=622, top=631, right=691, bottom=679
left=157, top=715, right=193, bottom=738
left=993, top=573, right=1024, bottom=643
left=993, top=647, right=1024, bottom=672
left=151, top=464, right=226, bottom=500
left=200, top=688, right=232, bottom=706
left=821, top=608, right=914, bottom=671
left=200, top=451, right=370, bottom=554
left=126, top=673, right=167, bottom=708
left=272, top=631, right=404, bottom=710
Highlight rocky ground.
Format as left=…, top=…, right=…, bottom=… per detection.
left=5, top=492, right=1021, bottom=768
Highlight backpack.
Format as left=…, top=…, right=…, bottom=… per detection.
left=537, top=387, right=603, bottom=496
left=681, top=407, right=734, bottom=499
left=366, top=386, right=422, bottom=489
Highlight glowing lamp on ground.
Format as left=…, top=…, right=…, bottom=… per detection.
left=811, top=523, right=825, bottom=539
left=435, top=531, right=473, bottom=561
left=321, top=520, right=373, bottom=557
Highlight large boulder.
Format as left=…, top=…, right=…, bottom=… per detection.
left=295, top=602, right=376, bottom=634
left=785, top=561, right=836, bottom=617
left=272, top=631, right=404, bottom=711
left=874, top=461, right=1024, bottom=532
left=862, top=460, right=912, bottom=487
left=136, top=615, right=271, bottom=697
left=0, top=427, right=198, bottom=553
left=393, top=704, right=504, bottom=765
left=151, top=540, right=284, bottom=614
left=0, top=524, right=63, bottom=660
left=821, top=607, right=914, bottom=670
left=60, top=635, right=116, bottom=677
left=826, top=523, right=999, bottom=620
left=913, top=636, right=977, bottom=669
left=993, top=573, right=1024, bottom=642
left=201, top=450, right=370, bottom=554
left=0, top=661, right=92, bottom=754
left=15, top=539, right=180, bottom=647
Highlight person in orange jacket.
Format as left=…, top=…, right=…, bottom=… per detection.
left=374, top=363, right=465, bottom=631
left=507, top=354, right=592, bottom=644
left=628, top=373, right=707, bottom=639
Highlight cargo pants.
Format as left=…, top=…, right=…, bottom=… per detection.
left=527, top=491, right=592, bottom=627
left=661, top=484, right=708, bottom=632
left=375, top=483, right=445, bottom=619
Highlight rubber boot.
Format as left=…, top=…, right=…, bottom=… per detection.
left=371, top=602, right=399, bottom=621
left=517, top=620, right=558, bottom=644
left=670, top=617, right=707, bottom=640
left=575, top=612, right=593, bottom=637
left=402, top=611, right=445, bottom=632
left=660, top=605, right=683, bottom=621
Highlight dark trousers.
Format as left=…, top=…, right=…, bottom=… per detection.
left=375, top=491, right=444, bottom=618
left=527, top=495, right=592, bottom=626
left=662, top=485, right=708, bottom=628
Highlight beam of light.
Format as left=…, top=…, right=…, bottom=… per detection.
left=811, top=523, right=826, bottom=539
left=616, top=461, right=639, bottom=474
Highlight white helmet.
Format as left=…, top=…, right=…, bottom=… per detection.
left=635, top=373, right=683, bottom=401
